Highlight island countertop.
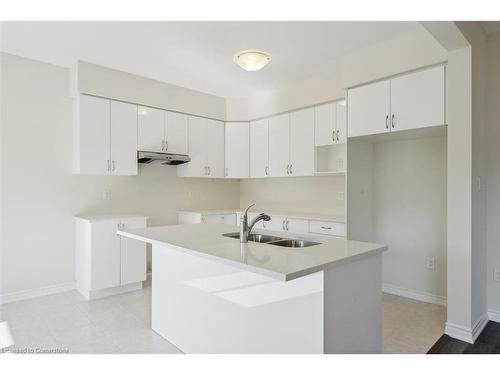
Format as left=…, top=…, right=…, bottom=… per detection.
left=117, top=224, right=387, bottom=281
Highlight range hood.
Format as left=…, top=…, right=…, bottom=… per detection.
left=137, top=151, right=190, bottom=166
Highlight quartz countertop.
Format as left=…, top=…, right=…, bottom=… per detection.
left=117, top=224, right=386, bottom=281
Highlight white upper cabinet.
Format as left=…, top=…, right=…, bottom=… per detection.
left=268, top=113, right=290, bottom=177
left=390, top=65, right=445, bottom=132
left=290, top=107, right=315, bottom=176
left=75, top=94, right=111, bottom=175
left=178, top=116, right=206, bottom=177
left=165, top=111, right=188, bottom=155
left=138, top=106, right=165, bottom=152
left=348, top=80, right=391, bottom=138
left=336, top=100, right=347, bottom=144
left=225, top=122, right=250, bottom=178
left=250, top=119, right=269, bottom=178
left=206, top=119, right=225, bottom=178
left=110, top=100, right=138, bottom=176
left=74, top=94, right=138, bottom=175
left=178, top=116, right=225, bottom=178
left=138, top=108, right=188, bottom=155
left=315, top=102, right=335, bottom=146
left=315, top=101, right=347, bottom=146
left=348, top=65, right=445, bottom=138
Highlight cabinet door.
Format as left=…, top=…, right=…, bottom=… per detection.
left=286, top=218, right=309, bottom=235
left=290, top=108, right=315, bottom=177
left=206, top=119, right=225, bottom=178
left=335, top=100, right=347, bottom=144
left=110, top=100, right=138, bottom=175
left=178, top=116, right=207, bottom=177
left=221, top=214, right=237, bottom=225
left=202, top=214, right=223, bottom=224
left=250, top=119, right=269, bottom=178
left=138, top=106, right=164, bottom=152
left=78, top=95, right=110, bottom=174
left=165, top=111, right=188, bottom=155
left=390, top=65, right=445, bottom=132
left=266, top=215, right=287, bottom=232
left=268, top=114, right=290, bottom=177
left=90, top=220, right=121, bottom=290
left=315, top=102, right=335, bottom=146
left=120, top=217, right=147, bottom=285
left=348, top=80, right=391, bottom=137
left=225, top=122, right=250, bottom=178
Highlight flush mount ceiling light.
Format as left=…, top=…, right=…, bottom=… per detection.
left=234, top=50, right=272, bottom=71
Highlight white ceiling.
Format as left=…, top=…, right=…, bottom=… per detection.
left=1, top=21, right=419, bottom=98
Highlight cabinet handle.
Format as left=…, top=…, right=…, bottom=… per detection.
left=336, top=130, right=340, bottom=142
left=282, top=220, right=286, bottom=231
left=161, top=140, right=165, bottom=151
left=112, top=160, right=116, bottom=171
left=208, top=166, right=211, bottom=176
left=165, top=140, right=168, bottom=151
left=385, top=115, right=389, bottom=129
left=332, top=130, right=336, bottom=143
left=285, top=219, right=289, bottom=231
left=289, top=164, right=293, bottom=175
left=265, top=166, right=269, bottom=176
left=225, top=167, right=228, bottom=177
left=391, top=114, right=395, bottom=128
left=263, top=221, right=266, bottom=229
left=321, top=226, right=332, bottom=230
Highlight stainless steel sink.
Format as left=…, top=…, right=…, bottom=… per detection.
left=222, top=232, right=283, bottom=243
left=267, top=239, right=320, bottom=248
left=222, top=232, right=320, bottom=248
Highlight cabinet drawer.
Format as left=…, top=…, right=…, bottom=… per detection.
left=309, top=220, right=345, bottom=237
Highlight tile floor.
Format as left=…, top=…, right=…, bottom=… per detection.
left=0, top=282, right=446, bottom=354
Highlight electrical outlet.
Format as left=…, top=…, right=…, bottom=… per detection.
left=426, top=257, right=436, bottom=271
left=494, top=268, right=500, bottom=282
left=337, top=192, right=344, bottom=201
left=102, top=190, right=112, bottom=201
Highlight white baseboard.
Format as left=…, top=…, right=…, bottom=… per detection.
left=445, top=314, right=489, bottom=344
left=488, top=309, right=500, bottom=323
left=0, top=282, right=76, bottom=305
left=77, top=282, right=143, bottom=300
left=382, top=283, right=447, bottom=306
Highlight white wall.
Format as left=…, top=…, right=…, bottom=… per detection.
left=485, top=31, right=500, bottom=319
left=373, top=136, right=447, bottom=302
left=0, top=53, right=240, bottom=297
left=239, top=176, right=345, bottom=217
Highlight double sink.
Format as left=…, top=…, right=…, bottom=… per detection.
left=222, top=232, right=320, bottom=248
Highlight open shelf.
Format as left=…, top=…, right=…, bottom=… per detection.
left=315, top=143, right=346, bottom=175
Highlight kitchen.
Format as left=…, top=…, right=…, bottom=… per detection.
left=1, top=17, right=499, bottom=363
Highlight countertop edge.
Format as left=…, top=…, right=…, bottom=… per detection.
left=117, top=229, right=386, bottom=282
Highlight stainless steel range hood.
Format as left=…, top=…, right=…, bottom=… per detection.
left=138, top=151, right=190, bottom=166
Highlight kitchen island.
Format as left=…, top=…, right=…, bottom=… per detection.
left=118, top=223, right=387, bottom=354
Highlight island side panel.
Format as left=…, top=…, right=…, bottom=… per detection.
left=151, top=244, right=323, bottom=354
left=323, top=252, right=383, bottom=353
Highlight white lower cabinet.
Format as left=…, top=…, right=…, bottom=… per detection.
left=177, top=212, right=236, bottom=225
left=309, top=220, right=346, bottom=237
left=75, top=215, right=147, bottom=300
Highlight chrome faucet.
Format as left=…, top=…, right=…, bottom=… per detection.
left=240, top=204, right=271, bottom=243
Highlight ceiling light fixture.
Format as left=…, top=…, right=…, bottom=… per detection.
left=234, top=50, right=272, bottom=71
